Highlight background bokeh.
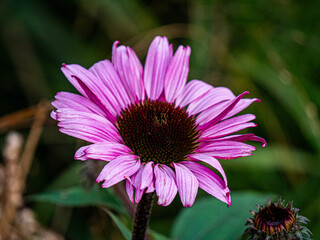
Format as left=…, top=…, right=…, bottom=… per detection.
left=1, top=0, right=319, bottom=239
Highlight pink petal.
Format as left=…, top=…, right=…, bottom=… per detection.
left=154, top=164, right=177, bottom=206
left=222, top=98, right=260, bottom=120
left=89, top=60, right=132, bottom=113
left=181, top=161, right=231, bottom=206
left=198, top=91, right=249, bottom=130
left=175, top=80, right=212, bottom=108
left=216, top=134, right=267, bottom=147
left=187, top=87, right=235, bottom=115
left=126, top=179, right=135, bottom=203
left=164, top=46, right=191, bottom=103
left=196, top=141, right=256, bottom=159
left=201, top=114, right=257, bottom=139
left=52, top=92, right=106, bottom=118
left=140, top=162, right=154, bottom=190
left=74, top=142, right=131, bottom=161
left=188, top=153, right=228, bottom=185
left=55, top=109, right=121, bottom=143
left=61, top=64, right=116, bottom=122
left=97, top=155, right=141, bottom=188
left=112, top=42, right=145, bottom=102
left=144, top=36, right=172, bottom=100
left=173, top=162, right=199, bottom=207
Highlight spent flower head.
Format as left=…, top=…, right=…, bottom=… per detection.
left=243, top=198, right=312, bottom=240
left=51, top=36, right=266, bottom=207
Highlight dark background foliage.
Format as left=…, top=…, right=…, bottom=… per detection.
left=0, top=0, right=319, bottom=239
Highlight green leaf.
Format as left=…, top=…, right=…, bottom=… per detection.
left=27, top=186, right=125, bottom=213
left=171, top=192, right=274, bottom=240
left=104, top=209, right=132, bottom=240
left=149, top=229, right=172, bottom=240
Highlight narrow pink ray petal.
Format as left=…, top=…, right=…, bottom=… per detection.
left=215, top=134, right=267, bottom=147
left=74, top=142, right=131, bottom=161
left=89, top=60, right=132, bottom=113
left=126, top=179, right=135, bottom=203
left=55, top=109, right=121, bottom=143
left=140, top=162, right=154, bottom=190
left=198, top=91, right=249, bottom=130
left=61, top=64, right=116, bottom=122
left=144, top=36, right=172, bottom=100
left=201, top=114, right=256, bottom=139
left=187, top=87, right=235, bottom=115
left=173, top=163, right=199, bottom=207
left=222, top=98, right=260, bottom=120
left=197, top=141, right=256, bottom=159
left=188, top=153, right=228, bottom=186
left=97, top=155, right=141, bottom=188
left=181, top=161, right=231, bottom=206
left=164, top=45, right=191, bottom=103
left=52, top=92, right=106, bottom=117
left=154, top=164, right=178, bottom=206
left=112, top=42, right=145, bottom=102
left=175, top=80, right=212, bottom=108
left=131, top=166, right=144, bottom=189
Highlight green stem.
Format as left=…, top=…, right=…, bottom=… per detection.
left=132, top=193, right=154, bottom=240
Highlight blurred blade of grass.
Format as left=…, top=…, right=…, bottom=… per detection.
left=232, top=54, right=320, bottom=153
left=103, top=209, right=131, bottom=240
left=222, top=145, right=317, bottom=177
left=13, top=0, right=97, bottom=64
left=76, top=0, right=158, bottom=41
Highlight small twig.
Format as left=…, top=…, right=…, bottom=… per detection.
left=20, top=100, right=49, bottom=182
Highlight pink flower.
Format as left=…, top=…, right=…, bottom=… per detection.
left=51, top=36, right=266, bottom=207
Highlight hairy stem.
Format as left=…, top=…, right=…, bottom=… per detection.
left=132, top=193, right=154, bottom=240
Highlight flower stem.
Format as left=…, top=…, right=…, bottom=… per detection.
left=132, top=192, right=154, bottom=240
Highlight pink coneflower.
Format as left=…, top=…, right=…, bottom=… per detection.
left=51, top=36, right=265, bottom=208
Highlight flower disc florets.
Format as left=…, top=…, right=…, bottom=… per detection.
left=116, top=100, right=200, bottom=165
left=243, top=198, right=312, bottom=240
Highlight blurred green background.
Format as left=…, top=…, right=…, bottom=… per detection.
left=1, top=0, right=319, bottom=239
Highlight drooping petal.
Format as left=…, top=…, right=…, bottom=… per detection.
left=188, top=153, right=228, bottom=185
left=97, top=155, right=141, bottom=188
left=187, top=87, right=235, bottom=115
left=196, top=141, right=256, bottom=159
left=173, top=162, right=199, bottom=207
left=201, top=114, right=257, bottom=139
left=61, top=64, right=116, bottom=122
left=215, top=134, right=267, bottom=147
left=154, top=164, right=177, bottom=206
left=112, top=42, right=145, bottom=102
left=126, top=179, right=135, bottom=203
left=55, top=109, right=121, bottom=143
left=89, top=60, right=132, bottom=112
left=164, top=46, right=191, bottom=103
left=198, top=91, right=249, bottom=130
left=52, top=92, right=106, bottom=118
left=74, top=142, right=131, bottom=161
left=175, top=80, right=212, bottom=108
left=144, top=36, right=172, bottom=100
left=181, top=161, right=231, bottom=206
left=140, top=162, right=154, bottom=190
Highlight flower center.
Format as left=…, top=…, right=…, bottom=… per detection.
left=116, top=100, right=200, bottom=164
left=255, top=204, right=295, bottom=234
